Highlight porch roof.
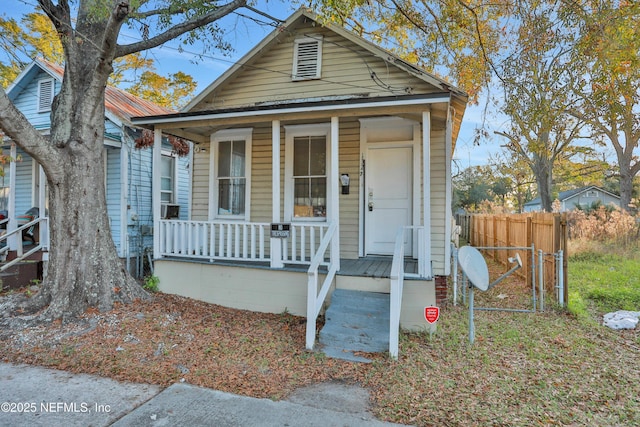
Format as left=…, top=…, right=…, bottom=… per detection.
left=131, top=92, right=457, bottom=144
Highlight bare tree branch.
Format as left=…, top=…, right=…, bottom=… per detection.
left=115, top=0, right=247, bottom=58
left=0, top=87, right=59, bottom=165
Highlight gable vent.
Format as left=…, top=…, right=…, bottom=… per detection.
left=292, top=37, right=322, bottom=81
left=38, top=79, right=54, bottom=112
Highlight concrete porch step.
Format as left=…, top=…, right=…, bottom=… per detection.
left=319, top=289, right=390, bottom=363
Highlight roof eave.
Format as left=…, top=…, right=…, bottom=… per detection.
left=133, top=93, right=452, bottom=126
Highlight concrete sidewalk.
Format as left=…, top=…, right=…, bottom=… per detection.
left=0, top=363, right=410, bottom=426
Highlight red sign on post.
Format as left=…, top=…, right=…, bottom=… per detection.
left=424, top=306, right=440, bottom=324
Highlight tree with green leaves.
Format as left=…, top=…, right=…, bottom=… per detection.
left=302, top=0, right=511, bottom=103
left=488, top=152, right=536, bottom=213
left=453, top=165, right=496, bottom=212
left=494, top=2, right=587, bottom=212
left=564, top=0, right=640, bottom=211
left=0, top=0, right=251, bottom=321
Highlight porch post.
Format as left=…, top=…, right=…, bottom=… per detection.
left=422, top=111, right=432, bottom=278
left=8, top=143, right=17, bottom=251
left=38, top=165, right=48, bottom=259
left=152, top=128, right=162, bottom=260
left=270, top=120, right=284, bottom=268
left=330, top=117, right=340, bottom=270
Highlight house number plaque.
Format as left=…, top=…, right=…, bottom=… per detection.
left=270, top=223, right=291, bottom=238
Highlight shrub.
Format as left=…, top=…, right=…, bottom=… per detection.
left=143, top=275, right=160, bottom=292
left=566, top=206, right=639, bottom=248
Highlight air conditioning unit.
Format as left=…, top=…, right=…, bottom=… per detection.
left=161, top=204, right=180, bottom=219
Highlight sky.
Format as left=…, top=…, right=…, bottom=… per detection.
left=4, top=0, right=503, bottom=168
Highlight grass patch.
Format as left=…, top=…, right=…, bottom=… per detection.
left=568, top=249, right=640, bottom=318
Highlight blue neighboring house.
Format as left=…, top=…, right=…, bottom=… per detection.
left=523, top=185, right=621, bottom=212
left=1, top=59, right=191, bottom=278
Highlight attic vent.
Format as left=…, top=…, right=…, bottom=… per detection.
left=292, top=37, right=322, bottom=81
left=38, top=78, right=54, bottom=112
left=586, top=190, right=598, bottom=197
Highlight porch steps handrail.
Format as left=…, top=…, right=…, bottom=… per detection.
left=305, top=221, right=337, bottom=350
left=389, top=224, right=428, bottom=359
left=389, top=226, right=406, bottom=360
left=0, top=217, right=48, bottom=272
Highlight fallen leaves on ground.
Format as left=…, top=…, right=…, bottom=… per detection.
left=1, top=278, right=639, bottom=426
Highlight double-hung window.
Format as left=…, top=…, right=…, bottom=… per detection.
left=160, top=153, right=176, bottom=204
left=285, top=124, right=330, bottom=220
left=211, top=129, right=252, bottom=220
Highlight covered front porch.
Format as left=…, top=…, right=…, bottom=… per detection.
left=142, top=98, right=455, bottom=359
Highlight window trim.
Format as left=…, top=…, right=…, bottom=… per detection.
left=209, top=128, right=252, bottom=221
left=160, top=150, right=177, bottom=205
left=37, top=78, right=55, bottom=113
left=284, top=124, right=331, bottom=222
left=292, top=36, right=323, bottom=81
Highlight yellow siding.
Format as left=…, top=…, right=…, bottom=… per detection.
left=337, top=118, right=360, bottom=259
left=189, top=119, right=362, bottom=258
left=249, top=124, right=278, bottom=223
left=192, top=24, right=440, bottom=112
left=191, top=142, right=211, bottom=220
left=430, top=130, right=447, bottom=275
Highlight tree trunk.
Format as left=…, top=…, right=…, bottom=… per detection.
left=617, top=157, right=633, bottom=212
left=27, top=49, right=148, bottom=320
left=533, top=158, right=553, bottom=212
left=34, top=145, right=147, bottom=320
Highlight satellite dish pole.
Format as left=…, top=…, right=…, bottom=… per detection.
left=458, top=246, right=523, bottom=344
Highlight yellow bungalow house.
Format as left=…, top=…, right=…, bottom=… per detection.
left=132, top=8, right=467, bottom=359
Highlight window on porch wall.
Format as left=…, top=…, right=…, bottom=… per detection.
left=0, top=174, right=8, bottom=213
left=293, top=136, right=326, bottom=218
left=160, top=154, right=175, bottom=204
left=217, top=140, right=246, bottom=216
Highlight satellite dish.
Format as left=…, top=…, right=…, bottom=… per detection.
left=458, top=246, right=490, bottom=291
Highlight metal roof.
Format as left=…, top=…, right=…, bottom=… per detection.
left=34, top=59, right=175, bottom=122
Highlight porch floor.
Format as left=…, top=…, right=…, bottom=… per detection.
left=159, top=255, right=419, bottom=279
left=338, top=256, right=418, bottom=278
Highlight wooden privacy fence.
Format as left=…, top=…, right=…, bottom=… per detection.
left=456, top=212, right=568, bottom=302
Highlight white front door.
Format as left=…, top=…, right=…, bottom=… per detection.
left=365, top=145, right=413, bottom=255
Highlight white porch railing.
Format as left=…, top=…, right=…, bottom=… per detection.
left=306, top=221, right=338, bottom=350
left=158, top=220, right=332, bottom=266
left=389, top=225, right=428, bottom=360
left=0, top=216, right=49, bottom=272
left=158, top=220, right=270, bottom=262
left=283, top=223, right=331, bottom=266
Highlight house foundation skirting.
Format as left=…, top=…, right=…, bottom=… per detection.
left=154, top=259, right=320, bottom=316
left=154, top=259, right=438, bottom=332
